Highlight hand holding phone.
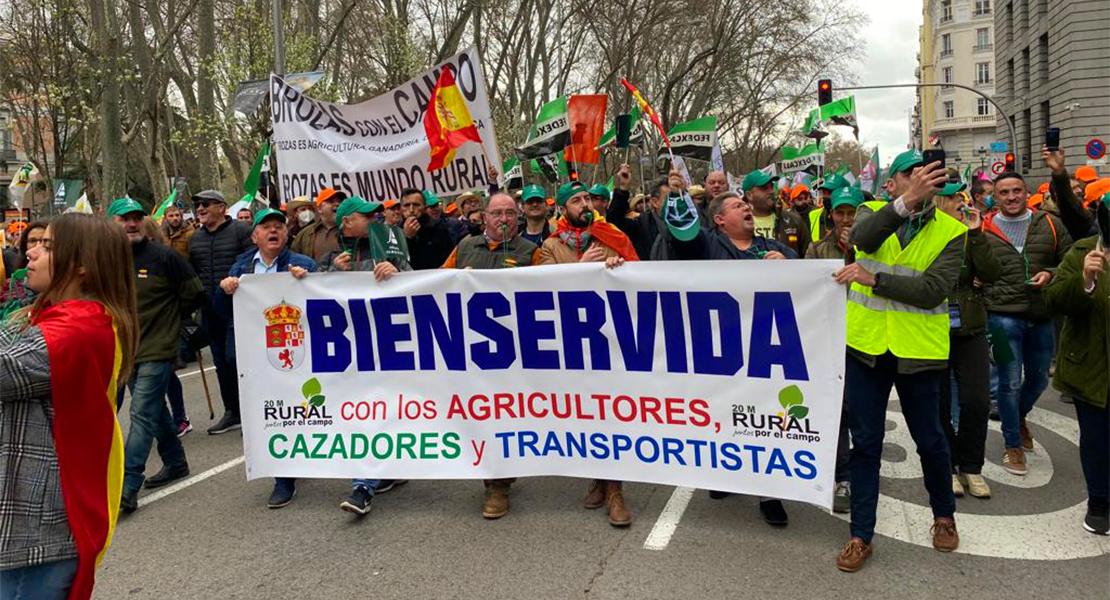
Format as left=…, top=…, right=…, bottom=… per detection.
left=1045, top=127, right=1061, bottom=152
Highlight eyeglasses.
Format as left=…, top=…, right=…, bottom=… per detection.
left=195, top=200, right=222, bottom=209
left=25, top=237, right=46, bottom=248
left=487, top=210, right=519, bottom=219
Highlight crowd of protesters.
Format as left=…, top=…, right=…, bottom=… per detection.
left=1, top=144, right=1107, bottom=597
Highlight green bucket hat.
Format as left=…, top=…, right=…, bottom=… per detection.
left=741, top=170, right=778, bottom=192
left=521, top=184, right=547, bottom=203
left=886, top=149, right=924, bottom=180
left=829, top=186, right=865, bottom=210
left=107, top=198, right=146, bottom=218
left=422, top=190, right=441, bottom=207
left=251, top=207, right=286, bottom=229
left=555, top=181, right=588, bottom=206
left=587, top=184, right=611, bottom=200
left=335, top=197, right=384, bottom=221
left=663, top=192, right=701, bottom=242
left=938, top=181, right=967, bottom=197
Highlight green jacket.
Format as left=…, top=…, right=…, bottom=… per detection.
left=950, top=228, right=1001, bottom=336
left=453, top=234, right=538, bottom=269
left=132, top=239, right=204, bottom=363
left=982, top=210, right=1072, bottom=320
left=1044, top=235, right=1108, bottom=408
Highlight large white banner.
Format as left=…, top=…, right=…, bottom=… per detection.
left=270, top=47, right=501, bottom=204
left=233, top=262, right=846, bottom=508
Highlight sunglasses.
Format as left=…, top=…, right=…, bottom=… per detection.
left=194, top=200, right=224, bottom=209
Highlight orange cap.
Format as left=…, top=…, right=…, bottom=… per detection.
left=1027, top=193, right=1043, bottom=208
left=445, top=203, right=459, bottom=215
left=1037, top=182, right=1050, bottom=194
left=7, top=221, right=27, bottom=234
left=789, top=184, right=811, bottom=201
left=1084, top=177, right=1110, bottom=203
left=546, top=197, right=555, bottom=206
left=315, top=188, right=345, bottom=206
left=383, top=199, right=399, bottom=209
left=1075, top=166, right=1099, bottom=183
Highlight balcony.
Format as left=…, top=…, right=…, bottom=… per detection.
left=973, top=44, right=993, bottom=52
left=930, top=115, right=998, bottom=131
left=0, top=148, right=16, bottom=162
left=973, top=9, right=992, bottom=17
left=940, top=49, right=953, bottom=58
left=975, top=78, right=993, bottom=88
left=941, top=15, right=953, bottom=24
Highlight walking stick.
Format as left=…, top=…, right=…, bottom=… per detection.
left=196, top=351, right=215, bottom=420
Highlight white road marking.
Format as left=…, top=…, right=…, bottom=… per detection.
left=139, top=456, right=245, bottom=507
left=643, top=486, right=695, bottom=551
left=178, top=365, right=216, bottom=379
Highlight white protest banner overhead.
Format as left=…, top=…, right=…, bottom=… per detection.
left=270, top=47, right=501, bottom=203
left=233, top=262, right=846, bottom=508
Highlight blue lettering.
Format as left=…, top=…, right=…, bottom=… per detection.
left=634, top=436, right=660, bottom=463
left=588, top=433, right=611, bottom=459
left=516, top=291, right=560, bottom=369
left=662, top=438, right=687, bottom=465
left=748, top=292, right=809, bottom=381
left=793, top=450, right=817, bottom=480
left=688, top=292, right=743, bottom=376
left=766, top=448, right=793, bottom=476
left=606, top=291, right=656, bottom=372
left=541, top=431, right=566, bottom=457
left=495, top=431, right=515, bottom=457
left=371, top=297, right=415, bottom=371
left=659, top=292, right=688, bottom=373
left=467, top=293, right=516, bottom=369
left=307, top=299, right=351, bottom=373
left=413, top=294, right=465, bottom=370
left=347, top=299, right=375, bottom=371
left=518, top=430, right=540, bottom=456
left=558, top=291, right=610, bottom=370
left=719, top=442, right=743, bottom=471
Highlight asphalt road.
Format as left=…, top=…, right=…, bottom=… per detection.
left=94, top=358, right=1110, bottom=600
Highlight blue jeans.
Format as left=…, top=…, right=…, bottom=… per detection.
left=201, top=305, right=239, bottom=418
left=847, top=352, right=955, bottom=544
left=353, top=478, right=380, bottom=493
left=988, top=314, right=1054, bottom=449
left=165, top=371, right=187, bottom=425
left=119, top=360, right=187, bottom=493
left=0, top=558, right=78, bottom=600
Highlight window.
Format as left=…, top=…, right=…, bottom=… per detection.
left=976, top=28, right=991, bottom=48
left=976, top=62, right=991, bottom=84
left=944, top=101, right=955, bottom=118
left=978, top=98, right=991, bottom=115
left=1039, top=33, right=1049, bottom=85
left=1021, top=47, right=1030, bottom=92
left=942, top=0, right=953, bottom=21
left=941, top=33, right=953, bottom=56
left=943, top=67, right=954, bottom=83
left=975, top=0, right=991, bottom=15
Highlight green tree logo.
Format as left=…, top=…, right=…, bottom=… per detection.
left=776, top=385, right=808, bottom=427
left=301, top=377, right=326, bottom=408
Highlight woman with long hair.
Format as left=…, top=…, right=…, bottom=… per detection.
left=0, top=214, right=138, bottom=600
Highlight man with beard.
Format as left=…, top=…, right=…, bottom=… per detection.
left=742, top=169, right=811, bottom=257
left=400, top=188, right=456, bottom=270
left=161, top=204, right=193, bottom=259
left=790, top=184, right=815, bottom=218
left=606, top=164, right=677, bottom=260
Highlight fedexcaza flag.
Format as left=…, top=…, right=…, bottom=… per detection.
left=270, top=47, right=501, bottom=204
left=821, top=96, right=859, bottom=138
left=503, top=157, right=523, bottom=188
left=800, top=108, right=827, bottom=140
left=668, top=116, right=718, bottom=162
left=516, top=97, right=570, bottom=160
left=233, top=262, right=847, bottom=508
left=530, top=153, right=568, bottom=183
left=781, top=142, right=825, bottom=174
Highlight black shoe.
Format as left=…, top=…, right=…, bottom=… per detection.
left=340, top=486, right=374, bottom=516
left=121, top=489, right=139, bottom=514
left=374, top=480, right=408, bottom=494
left=708, top=490, right=731, bottom=500
left=1084, top=507, right=1109, bottom=535
left=144, top=463, right=190, bottom=489
left=207, top=413, right=241, bottom=435
left=760, top=499, right=789, bottom=526
left=267, top=481, right=296, bottom=509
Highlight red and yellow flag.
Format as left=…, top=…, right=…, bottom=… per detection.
left=620, top=78, right=670, bottom=148
left=425, top=67, right=483, bottom=171
left=34, top=299, right=126, bottom=600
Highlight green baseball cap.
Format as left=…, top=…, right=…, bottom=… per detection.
left=741, top=170, right=778, bottom=192
left=555, top=181, right=588, bottom=206
left=521, top=184, right=546, bottom=203
left=587, top=184, right=611, bottom=200
left=107, top=198, right=146, bottom=218
left=886, top=149, right=924, bottom=180
left=818, top=174, right=848, bottom=191
left=663, top=192, right=700, bottom=242
left=335, top=197, right=384, bottom=220
left=829, top=186, right=865, bottom=210
left=938, top=182, right=967, bottom=197
left=422, top=190, right=441, bottom=207
left=251, top=207, right=286, bottom=229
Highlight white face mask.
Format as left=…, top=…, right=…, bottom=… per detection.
left=297, top=210, right=316, bottom=226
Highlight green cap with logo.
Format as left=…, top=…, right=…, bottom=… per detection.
left=741, top=170, right=778, bottom=192
left=107, top=198, right=146, bottom=218
left=422, top=189, right=441, bottom=207
left=251, top=207, right=286, bottom=229
left=335, top=196, right=384, bottom=221
left=938, top=181, right=967, bottom=197
left=818, top=174, right=849, bottom=191
left=521, top=184, right=547, bottom=203
left=555, top=181, right=588, bottom=206
left=587, top=184, right=611, bottom=200
left=663, top=191, right=701, bottom=242
left=886, top=149, right=924, bottom=180
left=830, top=186, right=865, bottom=210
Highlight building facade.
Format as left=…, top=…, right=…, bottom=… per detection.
left=916, top=0, right=999, bottom=178
left=995, top=0, right=1110, bottom=183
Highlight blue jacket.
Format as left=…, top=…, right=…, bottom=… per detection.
left=228, top=247, right=318, bottom=278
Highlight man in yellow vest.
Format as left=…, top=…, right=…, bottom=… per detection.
left=831, top=150, right=967, bottom=572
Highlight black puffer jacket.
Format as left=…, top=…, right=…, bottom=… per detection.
left=406, top=215, right=456, bottom=270
left=188, top=217, right=254, bottom=298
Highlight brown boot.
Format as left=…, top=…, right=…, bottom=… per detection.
left=605, top=481, right=631, bottom=527
left=836, top=538, right=872, bottom=572
left=1020, top=418, right=1034, bottom=452
left=482, top=480, right=511, bottom=519
left=583, top=479, right=605, bottom=509
left=931, top=517, right=959, bottom=552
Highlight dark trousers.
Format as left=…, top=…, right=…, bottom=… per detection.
left=939, top=332, right=991, bottom=474
left=847, top=352, right=956, bottom=544
left=835, top=398, right=850, bottom=483
left=201, top=305, right=239, bottom=418
left=1074, top=399, right=1110, bottom=512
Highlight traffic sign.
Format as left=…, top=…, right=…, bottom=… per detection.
left=991, top=161, right=1005, bottom=175
left=989, top=142, right=1009, bottom=153
left=1086, top=139, right=1106, bottom=160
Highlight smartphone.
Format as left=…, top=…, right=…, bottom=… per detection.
left=1045, top=127, right=1061, bottom=152
left=922, top=149, right=946, bottom=170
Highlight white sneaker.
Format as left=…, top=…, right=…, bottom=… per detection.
left=960, top=473, right=991, bottom=498
left=952, top=474, right=965, bottom=497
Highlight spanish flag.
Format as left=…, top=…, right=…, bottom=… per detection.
left=425, top=67, right=483, bottom=171
left=34, top=300, right=126, bottom=600
left=620, top=78, right=670, bottom=148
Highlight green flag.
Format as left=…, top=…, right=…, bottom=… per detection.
left=820, top=96, right=859, bottom=138
left=782, top=141, right=824, bottom=160
left=153, top=188, right=178, bottom=223
left=516, top=97, right=570, bottom=160
left=800, top=108, right=827, bottom=140
left=243, top=140, right=271, bottom=198
left=599, top=104, right=643, bottom=149
left=962, top=162, right=972, bottom=183
left=666, top=116, right=719, bottom=162
left=529, top=152, right=568, bottom=183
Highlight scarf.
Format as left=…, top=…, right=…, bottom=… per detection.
left=551, top=211, right=640, bottom=261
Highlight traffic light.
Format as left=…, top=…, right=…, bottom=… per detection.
left=818, top=79, right=833, bottom=106
left=567, top=161, right=578, bottom=181
left=1004, top=152, right=1016, bottom=171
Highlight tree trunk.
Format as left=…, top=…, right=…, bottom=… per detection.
left=195, top=0, right=220, bottom=189
left=91, top=0, right=127, bottom=199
